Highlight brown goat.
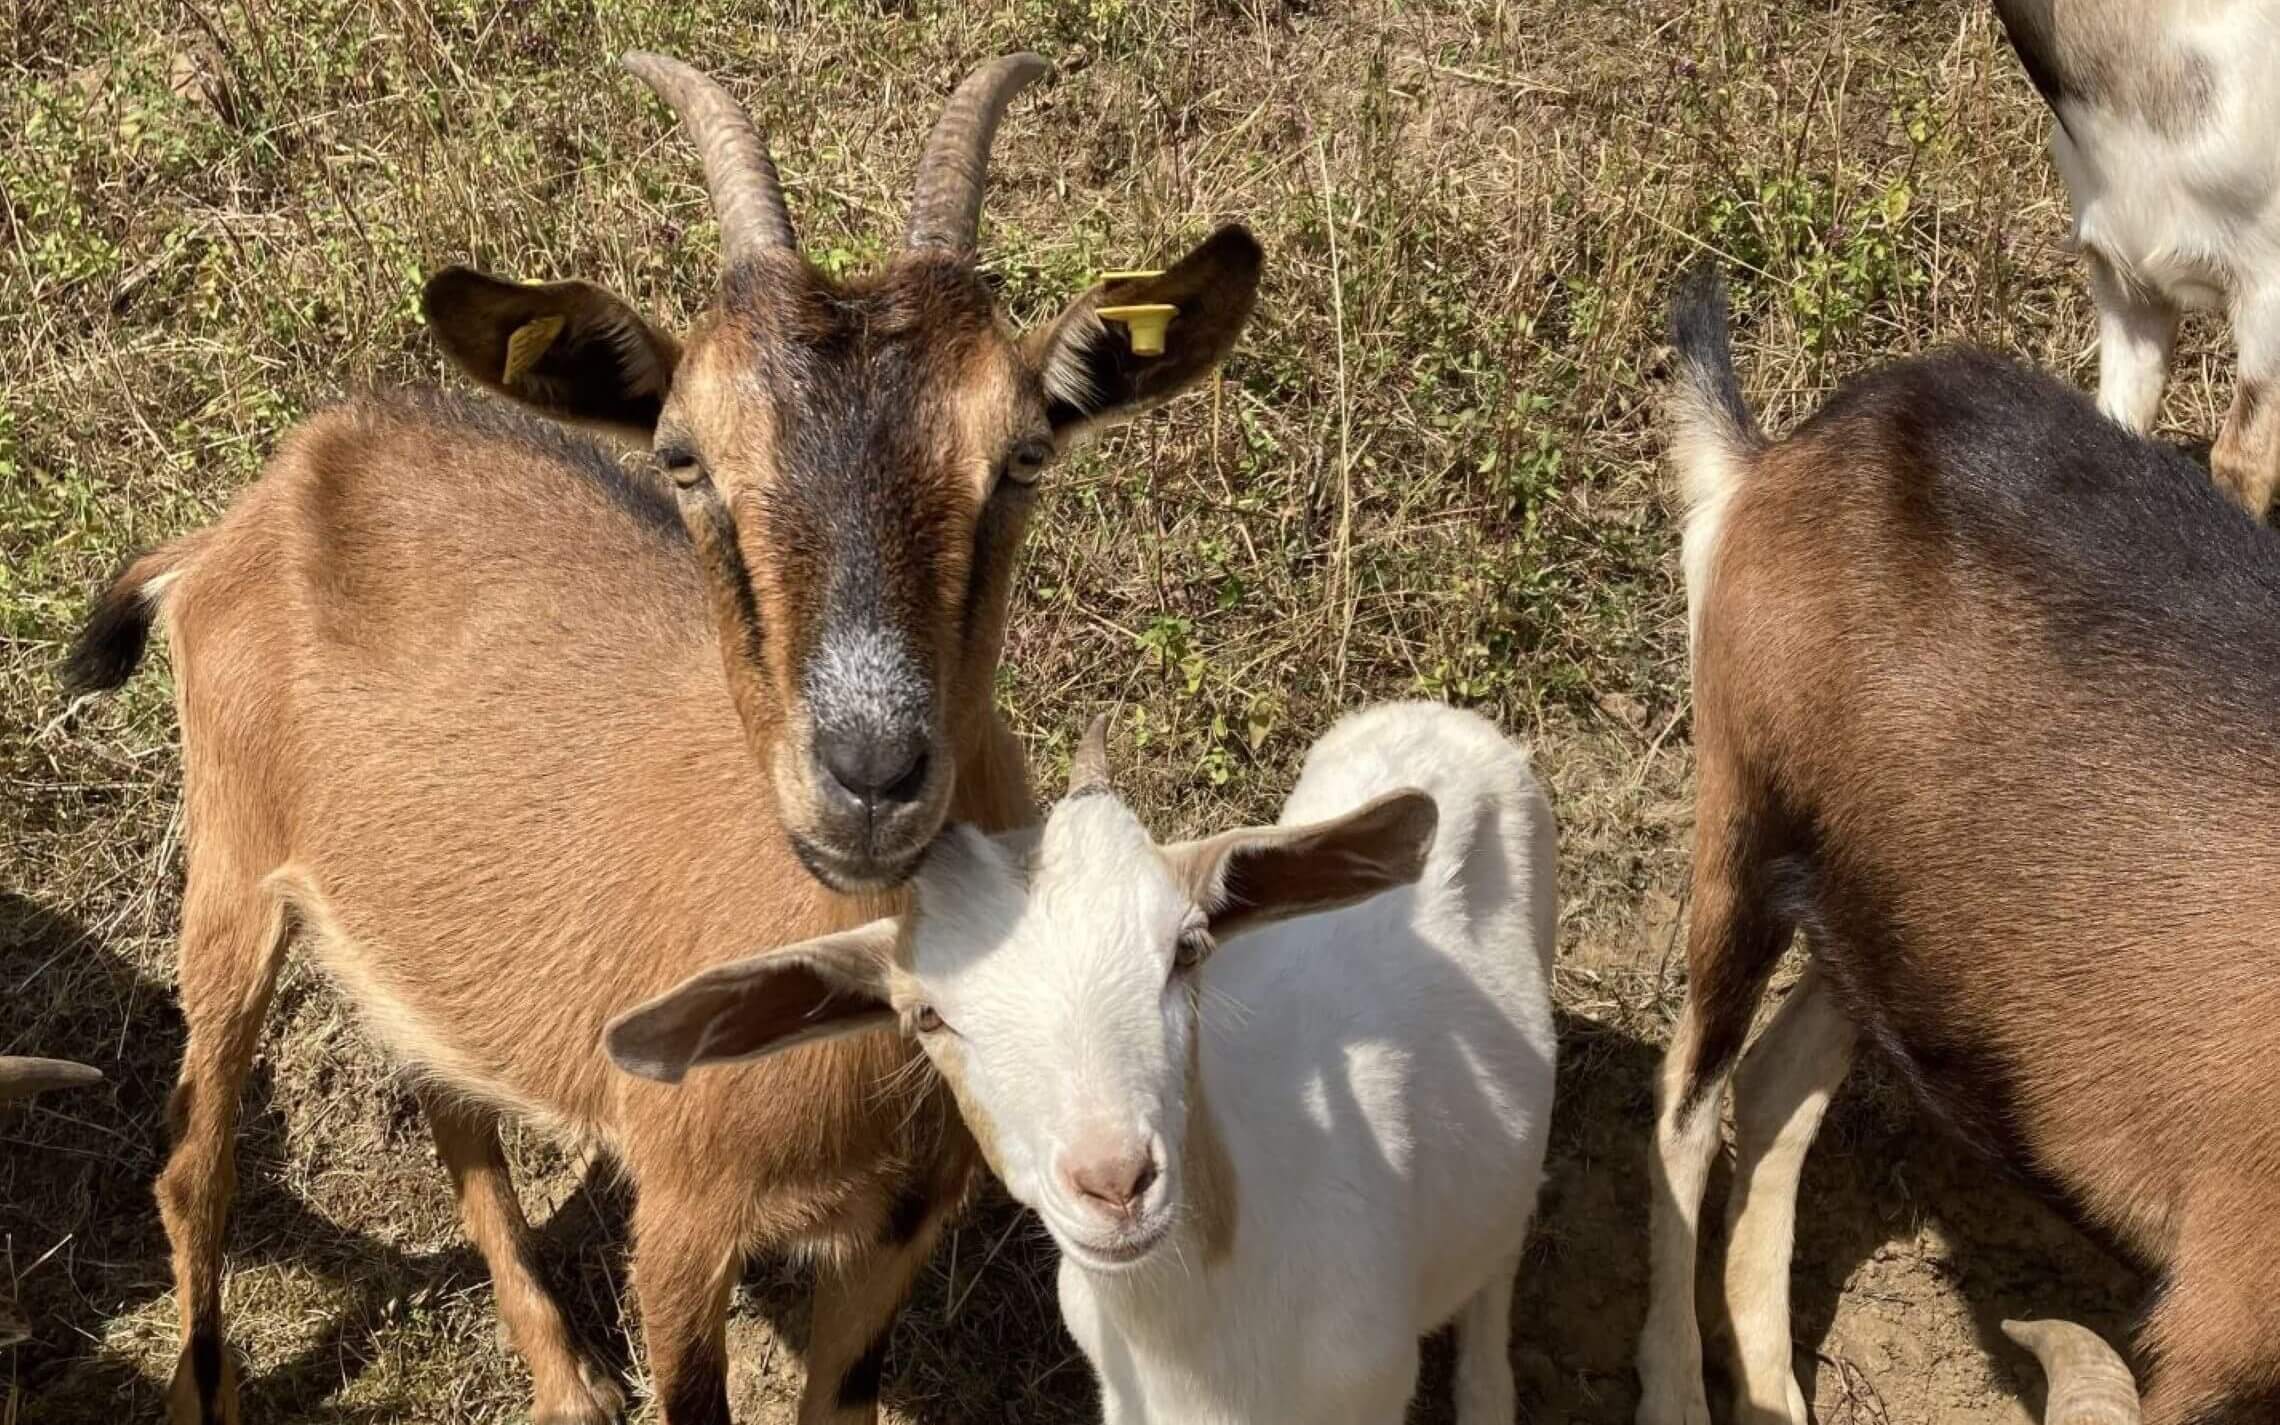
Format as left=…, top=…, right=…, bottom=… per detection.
left=1635, top=268, right=2280, bottom=1425
left=62, top=53, right=1260, bottom=1425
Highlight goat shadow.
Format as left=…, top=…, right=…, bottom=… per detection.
left=1619, top=970, right=2143, bottom=1425
left=2, top=883, right=2147, bottom=1424
left=1, top=889, right=643, bottom=1424
left=0, top=887, right=1086, bottom=1425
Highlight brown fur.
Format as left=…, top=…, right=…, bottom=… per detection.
left=90, top=212, right=1258, bottom=1423
left=1663, top=325, right=2280, bottom=1423
left=2212, top=376, right=2280, bottom=516
left=125, top=383, right=1025, bottom=1425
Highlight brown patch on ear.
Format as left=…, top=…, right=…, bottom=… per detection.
left=602, top=921, right=899, bottom=1083
left=1168, top=788, right=1438, bottom=941
left=422, top=267, right=680, bottom=437
left=1029, top=224, right=1263, bottom=438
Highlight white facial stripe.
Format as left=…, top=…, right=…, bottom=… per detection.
left=805, top=622, right=929, bottom=737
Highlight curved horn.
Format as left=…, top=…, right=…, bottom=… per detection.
left=0, top=1056, right=102, bottom=1100
left=622, top=52, right=795, bottom=263
left=1066, top=713, right=1113, bottom=799
left=904, top=53, right=1050, bottom=254
left=2003, top=1319, right=2141, bottom=1425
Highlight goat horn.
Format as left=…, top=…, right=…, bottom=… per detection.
left=0, top=1056, right=103, bottom=1099
left=2004, top=1319, right=2142, bottom=1425
left=622, top=52, right=796, bottom=264
left=903, top=53, right=1050, bottom=255
left=1066, top=712, right=1113, bottom=799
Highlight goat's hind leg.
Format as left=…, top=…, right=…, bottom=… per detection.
left=1637, top=789, right=1797, bottom=1425
left=1453, top=1250, right=1521, bottom=1425
left=2212, top=283, right=2280, bottom=520
left=2136, top=1213, right=2280, bottom=1425
left=1722, top=964, right=1857, bottom=1425
left=156, top=874, right=292, bottom=1425
left=2085, top=247, right=2179, bottom=435
left=422, top=1090, right=625, bottom=1423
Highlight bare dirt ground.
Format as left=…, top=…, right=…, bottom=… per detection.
left=2, top=1, right=2206, bottom=1420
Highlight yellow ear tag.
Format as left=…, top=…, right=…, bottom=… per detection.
left=1096, top=303, right=1177, bottom=356
left=501, top=314, right=566, bottom=386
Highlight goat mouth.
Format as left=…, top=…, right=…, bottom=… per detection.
left=1055, top=1221, right=1173, bottom=1274
left=787, top=830, right=926, bottom=894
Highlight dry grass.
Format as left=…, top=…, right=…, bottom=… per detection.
left=0, top=1, right=2222, bottom=1421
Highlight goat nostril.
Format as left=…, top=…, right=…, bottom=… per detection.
left=817, top=730, right=930, bottom=809
left=1068, top=1151, right=1157, bottom=1213
left=880, top=747, right=930, bottom=803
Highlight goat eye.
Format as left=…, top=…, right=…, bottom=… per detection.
left=1173, top=928, right=1214, bottom=973
left=1002, top=438, right=1053, bottom=486
left=910, top=1004, right=946, bottom=1035
left=656, top=443, right=708, bottom=489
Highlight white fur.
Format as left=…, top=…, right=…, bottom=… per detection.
left=804, top=622, right=928, bottom=740
left=1720, top=968, right=1858, bottom=1425
left=904, top=702, right=1558, bottom=1423
left=2038, top=2, right=2280, bottom=427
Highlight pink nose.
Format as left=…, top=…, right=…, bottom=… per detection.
left=1061, top=1143, right=1158, bottom=1215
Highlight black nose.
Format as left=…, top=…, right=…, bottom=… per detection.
left=817, top=727, right=931, bottom=810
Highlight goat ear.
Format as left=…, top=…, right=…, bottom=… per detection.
left=1165, top=789, right=1438, bottom=941
left=421, top=267, right=680, bottom=438
left=602, top=920, right=900, bottom=1084
left=1026, top=224, right=1261, bottom=441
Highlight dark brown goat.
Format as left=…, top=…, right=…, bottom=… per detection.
left=1635, top=268, right=2280, bottom=1425
left=64, top=53, right=1259, bottom=1425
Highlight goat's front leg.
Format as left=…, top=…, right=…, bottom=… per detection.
left=796, top=1186, right=959, bottom=1425
left=422, top=1090, right=624, bottom=1423
left=1721, top=965, right=1857, bottom=1425
left=1453, top=1251, right=1521, bottom=1425
left=629, top=1186, right=743, bottom=1425
left=2214, top=284, right=2280, bottom=519
left=2084, top=247, right=2179, bottom=435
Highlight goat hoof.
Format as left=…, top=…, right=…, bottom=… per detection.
left=1635, top=1383, right=1713, bottom=1425
left=166, top=1339, right=241, bottom=1425
left=536, top=1358, right=626, bottom=1424
left=1731, top=1392, right=1809, bottom=1425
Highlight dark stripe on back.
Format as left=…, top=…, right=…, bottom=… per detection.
left=361, top=387, right=686, bottom=545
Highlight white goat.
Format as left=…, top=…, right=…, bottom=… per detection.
left=1995, top=0, right=2280, bottom=514
left=607, top=702, right=1560, bottom=1424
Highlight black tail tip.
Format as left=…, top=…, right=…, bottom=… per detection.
left=1670, top=258, right=1731, bottom=351
left=59, top=555, right=157, bottom=696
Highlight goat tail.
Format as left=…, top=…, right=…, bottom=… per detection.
left=1665, top=260, right=1765, bottom=517
left=60, top=532, right=207, bottom=695
left=1666, top=262, right=1766, bottom=639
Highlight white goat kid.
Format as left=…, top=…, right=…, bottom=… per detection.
left=1995, top=0, right=2280, bottom=514
left=608, top=702, right=1560, bottom=1425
